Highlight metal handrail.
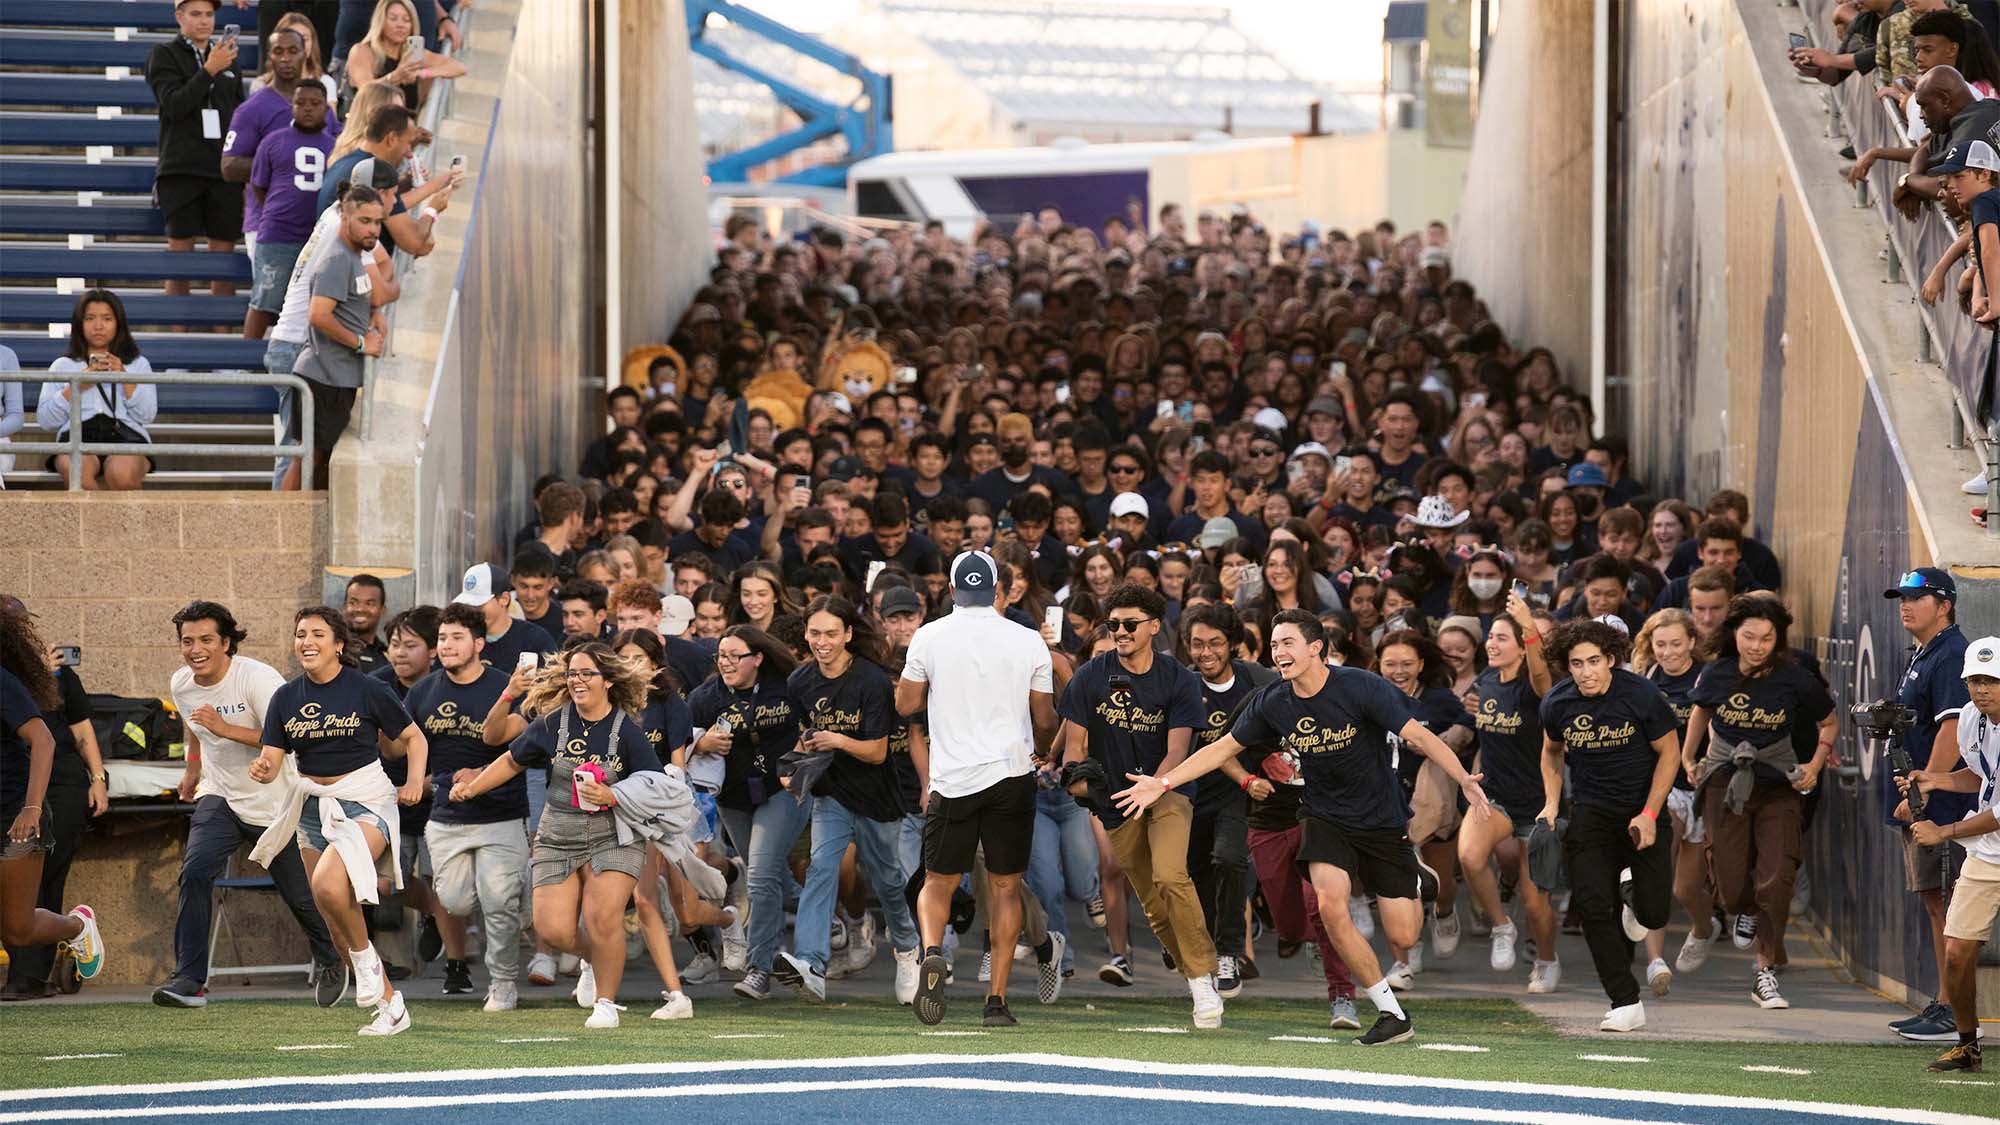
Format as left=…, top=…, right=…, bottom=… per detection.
left=0, top=370, right=314, bottom=490
left=359, top=6, right=471, bottom=441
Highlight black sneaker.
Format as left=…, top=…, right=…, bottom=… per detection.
left=418, top=916, right=444, bottom=965
left=151, top=977, right=208, bottom=1008
left=1099, top=955, right=1134, bottom=987
left=1357, top=1011, right=1414, bottom=1046
left=915, top=951, right=948, bottom=1026
left=1928, top=1043, right=1983, bottom=1072
left=983, top=994, right=1017, bottom=1027
left=313, top=961, right=349, bottom=1008
left=442, top=959, right=474, bottom=995
left=1239, top=957, right=1260, bottom=982
left=1162, top=949, right=1177, bottom=972
left=1415, top=855, right=1440, bottom=905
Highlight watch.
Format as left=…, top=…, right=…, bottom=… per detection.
left=89, top=771, right=108, bottom=783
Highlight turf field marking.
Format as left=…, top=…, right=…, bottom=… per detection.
left=496, top=1038, right=573, bottom=1044
left=273, top=1045, right=351, bottom=1052
left=1740, top=1066, right=1811, bottom=1076
left=1419, top=1044, right=1491, bottom=1053
left=10, top=1052, right=1992, bottom=1125
left=1934, top=1079, right=1993, bottom=1086
left=918, top=1031, right=987, bottom=1037
left=39, top=1055, right=123, bottom=1062
left=1268, top=1035, right=1333, bottom=1043
left=1118, top=1026, right=1189, bottom=1034
left=1574, top=1054, right=1650, bottom=1064
left=709, top=1034, right=783, bottom=1040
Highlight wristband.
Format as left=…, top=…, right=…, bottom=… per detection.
left=1157, top=774, right=1174, bottom=791
left=421, top=205, right=441, bottom=223
left=1640, top=806, right=1657, bottom=821
left=1317, top=497, right=1335, bottom=514
left=1237, top=774, right=1255, bottom=792
left=1524, top=634, right=1541, bottom=646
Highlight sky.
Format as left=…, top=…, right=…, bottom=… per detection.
left=738, top=0, right=1397, bottom=90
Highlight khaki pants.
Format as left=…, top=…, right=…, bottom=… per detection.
left=1705, top=783, right=1801, bottom=967
left=1105, top=792, right=1217, bottom=979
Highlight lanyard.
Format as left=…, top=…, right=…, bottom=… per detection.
left=1976, top=713, right=1999, bottom=809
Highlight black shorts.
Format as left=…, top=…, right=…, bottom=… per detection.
left=922, top=772, right=1035, bottom=877
left=287, top=379, right=358, bottom=460
left=1296, top=816, right=1424, bottom=900
left=155, top=174, right=243, bottom=242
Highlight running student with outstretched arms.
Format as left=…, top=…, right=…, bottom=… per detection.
left=1114, top=609, right=1491, bottom=1046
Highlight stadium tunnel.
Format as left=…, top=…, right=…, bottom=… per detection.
left=1453, top=0, right=2000, bottom=1010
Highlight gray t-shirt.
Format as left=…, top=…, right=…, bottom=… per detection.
left=292, top=242, right=371, bottom=389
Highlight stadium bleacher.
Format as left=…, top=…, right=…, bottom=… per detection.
left=1, top=0, right=283, bottom=488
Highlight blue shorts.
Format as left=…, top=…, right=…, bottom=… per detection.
left=249, top=240, right=304, bottom=313
left=296, top=798, right=391, bottom=853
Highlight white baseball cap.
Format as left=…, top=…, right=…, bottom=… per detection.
left=1591, top=613, right=1632, bottom=637
left=1251, top=406, right=1288, bottom=433
left=1109, top=492, right=1150, bottom=520
left=453, top=563, right=511, bottom=606
left=659, top=594, right=695, bottom=638
left=1288, top=441, right=1333, bottom=466
left=1963, top=636, right=2000, bottom=680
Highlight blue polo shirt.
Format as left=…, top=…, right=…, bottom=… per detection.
left=1893, top=624, right=1972, bottom=827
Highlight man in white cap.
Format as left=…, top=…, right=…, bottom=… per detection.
left=1901, top=636, right=2000, bottom=1074
left=453, top=563, right=549, bottom=672
left=658, top=593, right=714, bottom=693
left=1108, top=492, right=1154, bottom=549
left=897, top=550, right=1060, bottom=1028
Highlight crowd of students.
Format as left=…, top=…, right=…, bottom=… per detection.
left=5, top=202, right=1997, bottom=1072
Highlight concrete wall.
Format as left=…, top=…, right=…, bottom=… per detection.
left=0, top=492, right=327, bottom=696
left=615, top=0, right=713, bottom=359
left=1451, top=0, right=1595, bottom=378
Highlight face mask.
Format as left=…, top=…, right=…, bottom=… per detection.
left=1467, top=577, right=1503, bottom=600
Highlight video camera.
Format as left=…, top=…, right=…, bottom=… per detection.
left=1851, top=699, right=1924, bottom=818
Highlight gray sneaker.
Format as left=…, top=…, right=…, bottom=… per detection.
left=733, top=967, right=772, bottom=1000
left=1329, top=996, right=1361, bottom=1030
left=312, top=961, right=349, bottom=1009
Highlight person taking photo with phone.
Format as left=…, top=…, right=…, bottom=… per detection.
left=37, top=290, right=157, bottom=491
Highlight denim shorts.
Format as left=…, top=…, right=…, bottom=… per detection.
left=0, top=801, right=53, bottom=861
left=296, top=797, right=391, bottom=853
left=249, top=240, right=304, bottom=313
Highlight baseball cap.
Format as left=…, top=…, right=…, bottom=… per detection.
left=658, top=594, right=694, bottom=637
left=1930, top=138, right=2000, bottom=175
left=1251, top=406, right=1289, bottom=433
left=1591, top=613, right=1632, bottom=637
left=684, top=303, right=722, bottom=325
left=1566, top=462, right=1610, bottom=489
left=1884, top=567, right=1957, bottom=601
left=1420, top=246, right=1451, bottom=270
left=348, top=156, right=398, bottom=192
left=1305, top=396, right=1343, bottom=417
left=878, top=586, right=924, bottom=618
left=1197, top=516, right=1238, bottom=549
left=950, top=550, right=999, bottom=606
left=1109, top=492, right=1150, bottom=520
left=453, top=563, right=512, bottom=605
left=1963, top=637, right=2000, bottom=680
left=825, top=456, right=862, bottom=482
left=1289, top=441, right=1333, bottom=465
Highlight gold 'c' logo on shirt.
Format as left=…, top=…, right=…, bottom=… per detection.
left=566, top=737, right=588, bottom=756
left=437, top=700, right=458, bottom=718
left=1296, top=716, right=1319, bottom=735
left=1573, top=714, right=1594, bottom=731
left=300, top=702, right=323, bottom=720
left=1482, top=697, right=1500, bottom=714
left=1728, top=693, right=1751, bottom=711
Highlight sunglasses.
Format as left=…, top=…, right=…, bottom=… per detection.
left=1250, top=447, right=1281, bottom=457
left=1109, top=464, right=1141, bottom=475
left=1106, top=617, right=1155, bottom=633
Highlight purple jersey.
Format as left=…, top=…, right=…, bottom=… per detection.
left=250, top=127, right=338, bottom=243
left=224, top=84, right=338, bottom=232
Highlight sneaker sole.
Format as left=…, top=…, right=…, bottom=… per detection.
left=1098, top=967, right=1133, bottom=987
left=70, top=906, right=104, bottom=980
left=1359, top=1027, right=1414, bottom=1046
left=914, top=955, right=948, bottom=1025
left=152, top=988, right=206, bottom=1008
left=1650, top=973, right=1671, bottom=997
left=1897, top=1028, right=1960, bottom=1042
left=1193, top=1013, right=1222, bottom=1030
left=1331, top=1015, right=1362, bottom=1030
left=1753, top=995, right=1790, bottom=1010
left=1216, top=982, right=1242, bottom=1000
left=772, top=959, right=825, bottom=1004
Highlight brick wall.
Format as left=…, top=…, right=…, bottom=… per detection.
left=0, top=491, right=328, bottom=695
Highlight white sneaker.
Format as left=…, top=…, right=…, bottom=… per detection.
left=584, top=998, right=625, bottom=1029
left=1647, top=958, right=1672, bottom=996
left=682, top=952, right=720, bottom=985
left=358, top=992, right=409, bottom=1036
left=830, top=914, right=850, bottom=952
left=1406, top=942, right=1424, bottom=975
left=650, top=990, right=693, bottom=1020
left=773, top=951, right=827, bottom=1003
left=1964, top=468, right=1989, bottom=495
left=1188, top=973, right=1224, bottom=1029
left=1432, top=908, right=1461, bottom=959
left=1676, top=926, right=1716, bottom=975
left=894, top=945, right=920, bottom=1005
left=1384, top=960, right=1414, bottom=991
left=844, top=916, right=879, bottom=978
left=558, top=952, right=582, bottom=977
left=573, top=960, right=596, bottom=1008
left=1527, top=959, right=1561, bottom=994
left=1600, top=1001, right=1646, bottom=1033
left=526, top=952, right=557, bottom=986
left=483, top=980, right=518, bottom=1013
left=1752, top=967, right=1789, bottom=1009
left=352, top=947, right=384, bottom=1008
left=977, top=949, right=992, bottom=983
left=1622, top=904, right=1650, bottom=944
left=720, top=905, right=748, bottom=974
left=1351, top=898, right=1375, bottom=939
left=1489, top=922, right=1518, bottom=971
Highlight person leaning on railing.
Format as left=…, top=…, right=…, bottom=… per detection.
left=34, top=290, right=158, bottom=492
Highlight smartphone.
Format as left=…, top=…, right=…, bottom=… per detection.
left=516, top=652, right=540, bottom=672
left=449, top=154, right=468, bottom=176
left=713, top=715, right=734, bottom=737
left=1240, top=564, right=1261, bottom=588
left=1156, top=399, right=1176, bottom=419
left=895, top=366, right=918, bottom=385
left=791, top=484, right=811, bottom=508
left=1512, top=580, right=1530, bottom=601
left=865, top=559, right=886, bottom=592
left=1188, top=435, right=1207, bottom=455
left=1054, top=382, right=1071, bottom=404
left=54, top=645, right=81, bottom=668
left=1044, top=605, right=1065, bottom=636
left=572, top=762, right=605, bottom=812
left=1331, top=360, right=1348, bottom=380
left=1334, top=455, right=1352, bottom=476
left=408, top=34, right=424, bottom=57
left=221, top=24, right=240, bottom=46
left=1176, top=401, right=1195, bottom=422
left=1787, top=31, right=1807, bottom=52
left=1287, top=460, right=1307, bottom=484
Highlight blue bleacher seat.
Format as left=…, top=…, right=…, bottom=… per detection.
left=0, top=35, right=260, bottom=72
left=0, top=289, right=249, bottom=328
left=0, top=74, right=160, bottom=110
left=2, top=331, right=268, bottom=371
left=0, top=156, right=156, bottom=193
left=4, top=2, right=195, bottom=31
left=0, top=245, right=253, bottom=283
left=0, top=111, right=160, bottom=148
left=0, top=202, right=166, bottom=237
left=12, top=377, right=279, bottom=416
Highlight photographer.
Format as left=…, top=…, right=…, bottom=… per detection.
left=36, top=290, right=157, bottom=491
left=1883, top=568, right=1974, bottom=1042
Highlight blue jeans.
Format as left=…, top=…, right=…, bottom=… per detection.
left=793, top=798, right=918, bottom=974
left=1026, top=785, right=1100, bottom=971
left=175, top=796, right=337, bottom=985
left=898, top=812, right=924, bottom=884
left=719, top=795, right=813, bottom=972
left=264, top=337, right=302, bottom=490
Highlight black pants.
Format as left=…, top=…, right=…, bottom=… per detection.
left=175, top=796, right=338, bottom=986
left=1187, top=791, right=1250, bottom=956
left=2, top=782, right=89, bottom=985
left=1564, top=801, right=1671, bottom=1007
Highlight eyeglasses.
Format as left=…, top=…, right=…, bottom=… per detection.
left=564, top=669, right=603, bottom=682
left=1106, top=617, right=1154, bottom=633
left=715, top=649, right=753, bottom=665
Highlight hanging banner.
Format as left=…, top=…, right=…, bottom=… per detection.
left=1426, top=0, right=1477, bottom=148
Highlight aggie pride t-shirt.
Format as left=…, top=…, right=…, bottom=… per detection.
left=1539, top=668, right=1678, bottom=810
left=1058, top=652, right=1205, bottom=829
left=407, top=665, right=526, bottom=826
left=1691, top=659, right=1833, bottom=784
left=1229, top=665, right=1413, bottom=831
left=687, top=676, right=797, bottom=810
left=1472, top=666, right=1544, bottom=813
left=787, top=659, right=900, bottom=821
left=261, top=664, right=413, bottom=777
left=509, top=704, right=661, bottom=814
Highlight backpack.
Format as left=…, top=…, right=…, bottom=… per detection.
left=87, top=694, right=182, bottom=761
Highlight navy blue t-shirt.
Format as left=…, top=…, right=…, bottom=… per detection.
left=1473, top=666, right=1544, bottom=813
left=481, top=618, right=555, bottom=675
left=668, top=528, right=760, bottom=573
left=369, top=667, right=434, bottom=832
left=1692, top=658, right=1833, bottom=785
left=1895, top=624, right=1974, bottom=826
left=508, top=703, right=662, bottom=813
left=1539, top=668, right=1677, bottom=811
left=1648, top=662, right=1701, bottom=792
left=1394, top=684, right=1474, bottom=790
left=1195, top=667, right=1261, bottom=813
left=262, top=665, right=413, bottom=778
left=1228, top=664, right=1414, bottom=831
left=889, top=709, right=926, bottom=816
left=1, top=668, right=47, bottom=809
left=787, top=659, right=900, bottom=822
left=407, top=665, right=526, bottom=826
left=639, top=691, right=694, bottom=766
left=687, top=675, right=797, bottom=810
left=1058, top=652, right=1205, bottom=829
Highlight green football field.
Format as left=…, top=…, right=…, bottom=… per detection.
left=4, top=993, right=1992, bottom=1117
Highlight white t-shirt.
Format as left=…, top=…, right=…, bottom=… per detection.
left=1955, top=702, right=2000, bottom=865
left=902, top=603, right=1052, bottom=798
left=169, top=654, right=290, bottom=826
left=270, top=204, right=345, bottom=345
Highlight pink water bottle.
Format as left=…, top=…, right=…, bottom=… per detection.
left=573, top=762, right=607, bottom=812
